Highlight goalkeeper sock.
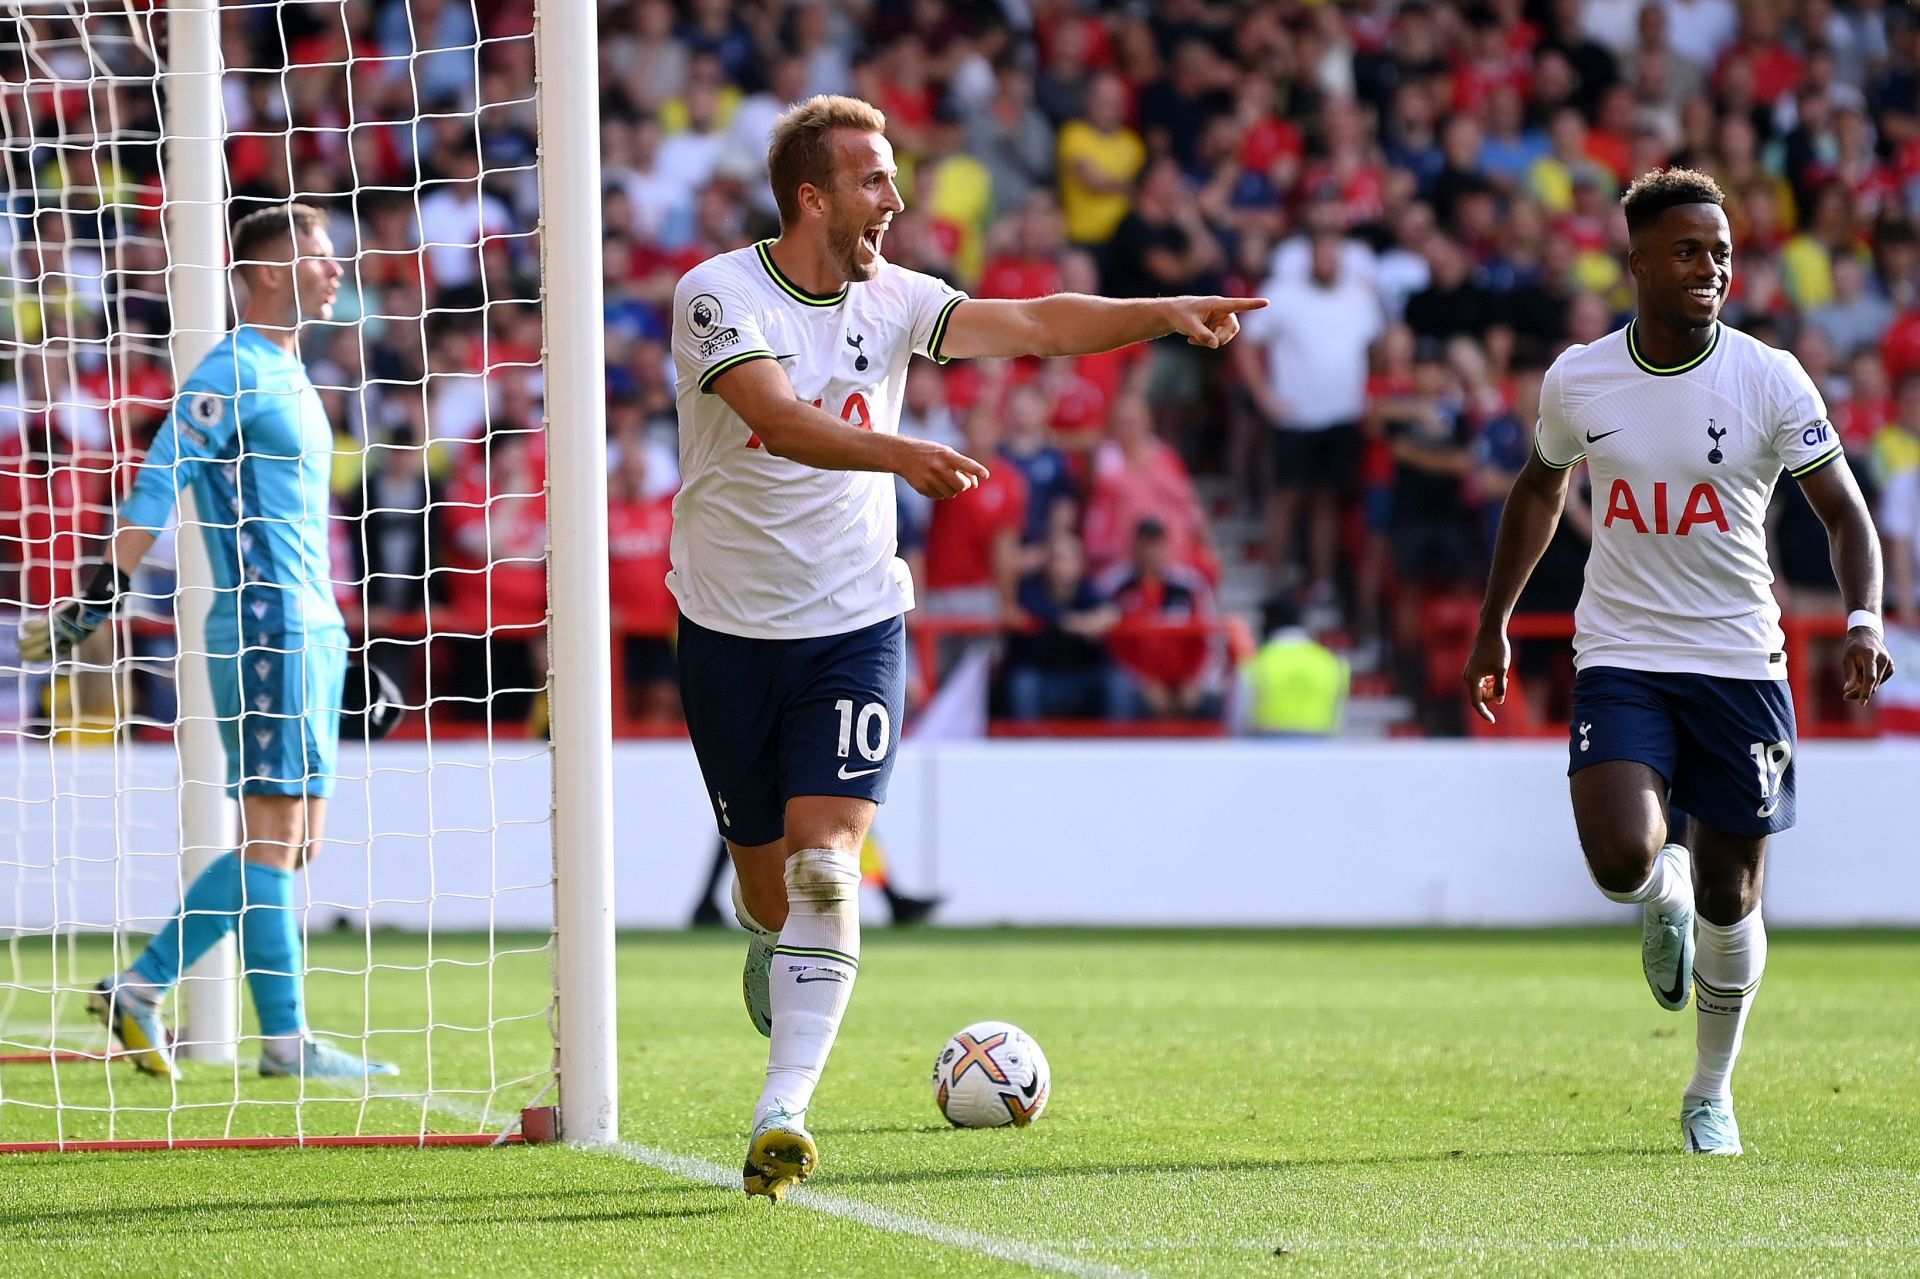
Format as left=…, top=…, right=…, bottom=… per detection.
left=237, top=861, right=307, bottom=1050
left=126, top=851, right=244, bottom=994
left=754, top=847, right=860, bottom=1130
left=1688, top=909, right=1767, bottom=1101
left=1596, top=844, right=1691, bottom=915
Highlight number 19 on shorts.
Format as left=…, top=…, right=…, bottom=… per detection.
left=1748, top=739, right=1791, bottom=819
left=835, top=698, right=891, bottom=771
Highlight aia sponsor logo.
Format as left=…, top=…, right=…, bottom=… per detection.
left=1602, top=479, right=1730, bottom=535
left=746, top=391, right=871, bottom=449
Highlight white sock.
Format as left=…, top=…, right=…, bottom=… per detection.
left=1597, top=844, right=1692, bottom=916
left=263, top=1033, right=304, bottom=1064
left=1688, top=909, right=1767, bottom=1101
left=730, top=876, right=777, bottom=943
left=754, top=847, right=860, bottom=1130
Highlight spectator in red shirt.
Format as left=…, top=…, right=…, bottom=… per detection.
left=922, top=405, right=1026, bottom=619
left=977, top=196, right=1068, bottom=301
left=606, top=435, right=678, bottom=722
left=0, top=393, right=112, bottom=612
left=1, top=404, right=116, bottom=723
left=1084, top=393, right=1218, bottom=584
left=443, top=428, right=548, bottom=720
left=1715, top=1, right=1803, bottom=108
left=1450, top=5, right=1531, bottom=116
left=1100, top=517, right=1218, bottom=720
left=1840, top=348, right=1895, bottom=455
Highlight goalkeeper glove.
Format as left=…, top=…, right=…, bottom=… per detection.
left=19, top=564, right=130, bottom=663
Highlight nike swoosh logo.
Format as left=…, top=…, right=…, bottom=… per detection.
left=1585, top=429, right=1624, bottom=443
left=1757, top=798, right=1781, bottom=819
left=1660, top=961, right=1688, bottom=1008
left=795, top=972, right=846, bottom=983
left=1020, top=1074, right=1040, bottom=1100
left=838, top=764, right=882, bottom=780
left=774, top=353, right=799, bottom=361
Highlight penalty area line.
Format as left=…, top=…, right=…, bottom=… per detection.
left=337, top=1085, right=1143, bottom=1279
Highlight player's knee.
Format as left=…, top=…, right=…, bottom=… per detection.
left=782, top=801, right=873, bottom=864
left=734, top=863, right=789, bottom=931
left=784, top=846, right=860, bottom=907
left=1582, top=835, right=1661, bottom=895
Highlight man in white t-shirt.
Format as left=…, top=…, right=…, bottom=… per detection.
left=669, top=94, right=1263, bottom=1200
left=416, top=143, right=511, bottom=299
left=1237, top=229, right=1384, bottom=600
left=1465, top=169, right=1894, bottom=1156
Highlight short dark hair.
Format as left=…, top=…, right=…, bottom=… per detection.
left=1620, top=168, right=1725, bottom=236
left=766, top=95, right=888, bottom=229
left=231, top=202, right=326, bottom=271
left=1260, top=594, right=1303, bottom=636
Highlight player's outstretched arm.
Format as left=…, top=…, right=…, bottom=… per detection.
left=712, top=357, right=988, bottom=499
left=1797, top=459, right=1897, bottom=702
left=1463, top=448, right=1574, bottom=724
left=936, top=294, right=1268, bottom=361
left=18, top=526, right=159, bottom=663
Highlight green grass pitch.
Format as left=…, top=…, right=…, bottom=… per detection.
left=2, top=928, right=1916, bottom=1277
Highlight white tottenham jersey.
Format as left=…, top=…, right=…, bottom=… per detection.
left=1536, top=321, right=1843, bottom=679
left=668, top=241, right=967, bottom=639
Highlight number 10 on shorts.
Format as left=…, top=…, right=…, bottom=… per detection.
left=1748, top=739, right=1791, bottom=818
left=835, top=699, right=891, bottom=763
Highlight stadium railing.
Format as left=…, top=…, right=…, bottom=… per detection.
left=120, top=608, right=1876, bottom=740
left=1487, top=612, right=1883, bottom=740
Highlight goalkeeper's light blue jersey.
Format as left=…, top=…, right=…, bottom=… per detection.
left=122, top=325, right=344, bottom=646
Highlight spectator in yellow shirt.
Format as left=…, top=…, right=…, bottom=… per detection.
left=1057, top=72, right=1146, bottom=246
left=921, top=104, right=995, bottom=285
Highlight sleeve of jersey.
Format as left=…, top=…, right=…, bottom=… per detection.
left=1532, top=363, right=1585, bottom=470
left=120, top=377, right=240, bottom=531
left=672, top=270, right=775, bottom=394
left=1769, top=354, right=1843, bottom=481
left=901, top=269, right=968, bottom=365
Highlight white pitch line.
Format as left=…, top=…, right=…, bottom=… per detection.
left=601, top=1140, right=1146, bottom=1279
left=335, top=1085, right=1142, bottom=1279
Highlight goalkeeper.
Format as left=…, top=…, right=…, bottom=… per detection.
left=21, top=204, right=395, bottom=1080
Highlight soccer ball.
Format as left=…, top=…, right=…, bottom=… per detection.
left=931, top=1020, right=1050, bottom=1128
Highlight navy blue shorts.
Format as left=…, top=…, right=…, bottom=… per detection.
left=1569, top=666, right=1797, bottom=838
left=677, top=612, right=906, bottom=847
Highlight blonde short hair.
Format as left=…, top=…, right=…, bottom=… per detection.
left=766, top=95, right=888, bottom=228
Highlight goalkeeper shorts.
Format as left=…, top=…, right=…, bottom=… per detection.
left=208, top=628, right=349, bottom=798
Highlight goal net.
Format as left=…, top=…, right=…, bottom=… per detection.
left=0, top=0, right=613, bottom=1151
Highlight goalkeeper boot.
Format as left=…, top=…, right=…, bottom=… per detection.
left=743, top=934, right=774, bottom=1038
left=88, top=979, right=174, bottom=1078
left=1643, top=843, right=1695, bottom=1011
left=260, top=1037, right=399, bottom=1079
left=1680, top=1094, right=1742, bottom=1155
left=743, top=1106, right=817, bottom=1202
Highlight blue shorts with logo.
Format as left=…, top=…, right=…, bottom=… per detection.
left=1569, top=666, right=1797, bottom=838
left=678, top=612, right=906, bottom=846
left=208, top=628, right=348, bottom=798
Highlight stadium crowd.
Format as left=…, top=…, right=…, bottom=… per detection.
left=4, top=0, right=1919, bottom=736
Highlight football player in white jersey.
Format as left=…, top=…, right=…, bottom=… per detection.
left=668, top=95, right=1264, bottom=1199
left=1464, top=169, right=1895, bottom=1155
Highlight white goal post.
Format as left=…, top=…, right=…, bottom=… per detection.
left=0, top=0, right=614, bottom=1151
